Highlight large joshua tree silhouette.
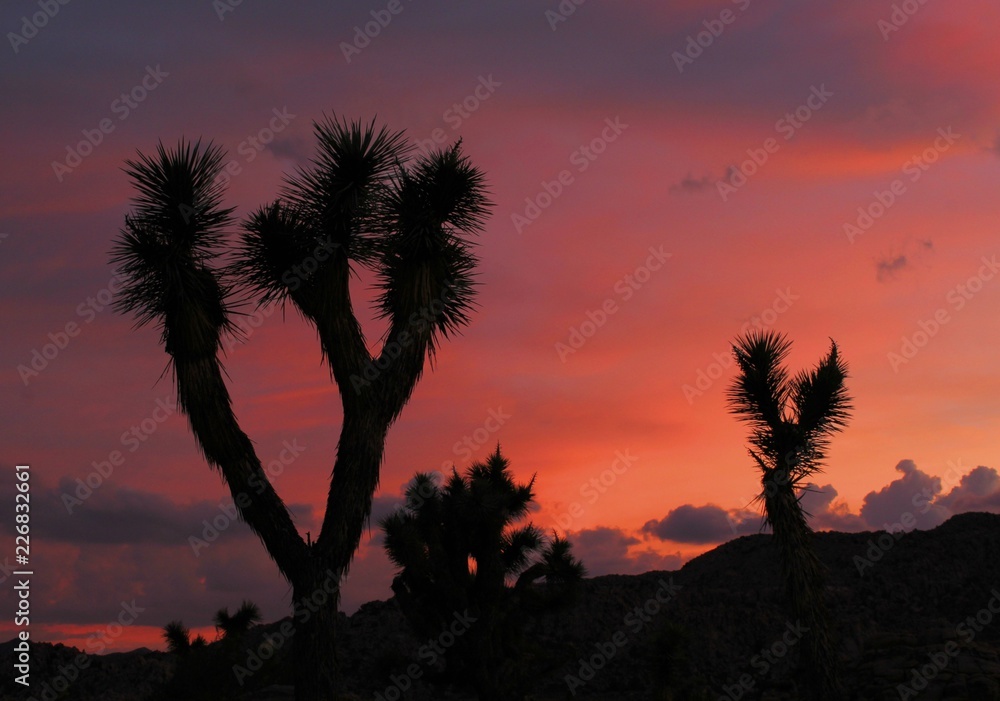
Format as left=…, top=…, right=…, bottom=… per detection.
left=726, top=330, right=852, bottom=700
left=110, top=118, right=490, bottom=700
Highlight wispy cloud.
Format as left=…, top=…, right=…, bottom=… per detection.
left=669, top=173, right=714, bottom=195
left=876, top=254, right=908, bottom=282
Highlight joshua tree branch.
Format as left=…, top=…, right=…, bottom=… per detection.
left=170, top=342, right=309, bottom=580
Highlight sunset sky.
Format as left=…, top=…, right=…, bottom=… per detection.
left=3, top=0, right=1000, bottom=653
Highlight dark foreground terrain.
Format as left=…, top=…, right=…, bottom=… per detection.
left=4, top=512, right=1000, bottom=700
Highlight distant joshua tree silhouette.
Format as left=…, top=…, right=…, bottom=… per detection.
left=727, top=330, right=852, bottom=699
left=213, top=599, right=261, bottom=642
left=381, top=446, right=585, bottom=701
left=111, top=118, right=490, bottom=701
left=162, top=620, right=206, bottom=655
left=160, top=601, right=259, bottom=700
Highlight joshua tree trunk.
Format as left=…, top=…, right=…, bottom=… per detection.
left=172, top=296, right=439, bottom=700
left=763, top=467, right=840, bottom=700
left=291, top=565, right=341, bottom=701
left=468, top=614, right=506, bottom=701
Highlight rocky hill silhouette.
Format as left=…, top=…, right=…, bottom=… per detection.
left=4, top=512, right=999, bottom=700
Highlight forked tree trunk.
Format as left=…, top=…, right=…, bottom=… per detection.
left=291, top=409, right=391, bottom=700
left=169, top=332, right=363, bottom=701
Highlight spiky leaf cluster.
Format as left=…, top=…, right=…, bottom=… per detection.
left=163, top=620, right=192, bottom=655
left=727, top=329, right=852, bottom=487
left=376, top=143, right=487, bottom=348
left=110, top=140, right=235, bottom=351
left=232, top=117, right=489, bottom=358
left=234, top=117, right=409, bottom=305
left=287, top=115, right=409, bottom=262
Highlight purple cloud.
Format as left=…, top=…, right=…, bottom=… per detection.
left=641, top=503, right=761, bottom=544
left=571, top=526, right=682, bottom=576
